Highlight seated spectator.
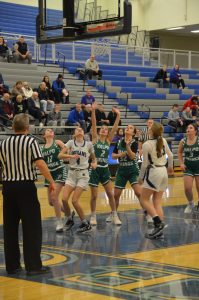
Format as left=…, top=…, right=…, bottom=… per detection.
left=85, top=55, right=102, bottom=80
left=11, top=81, right=25, bottom=99
left=107, top=106, right=122, bottom=126
left=182, top=95, right=199, bottom=117
left=38, top=82, right=55, bottom=112
left=95, top=104, right=109, bottom=126
left=47, top=103, right=64, bottom=127
left=27, top=92, right=46, bottom=126
left=170, top=64, right=185, bottom=89
left=0, top=36, right=10, bottom=62
left=13, top=36, right=32, bottom=64
left=81, top=89, right=95, bottom=107
left=22, top=82, right=33, bottom=99
left=52, top=74, right=69, bottom=104
left=83, top=104, right=92, bottom=132
left=153, top=64, right=170, bottom=88
left=182, top=107, right=196, bottom=126
left=0, top=73, right=9, bottom=96
left=66, top=103, right=86, bottom=132
left=42, top=75, right=54, bottom=99
left=168, top=104, right=184, bottom=131
left=112, top=128, right=124, bottom=143
left=0, top=93, right=13, bottom=126
left=13, top=94, right=27, bottom=115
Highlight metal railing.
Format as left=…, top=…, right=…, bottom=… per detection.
left=1, top=31, right=199, bottom=69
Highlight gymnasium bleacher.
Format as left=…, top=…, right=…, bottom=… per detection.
left=1, top=1, right=199, bottom=168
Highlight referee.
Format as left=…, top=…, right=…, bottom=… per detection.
left=0, top=113, right=55, bottom=275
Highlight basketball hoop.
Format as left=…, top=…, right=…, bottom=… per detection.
left=91, top=38, right=111, bottom=56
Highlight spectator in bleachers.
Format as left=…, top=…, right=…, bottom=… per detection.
left=0, top=93, right=13, bottom=126
left=83, top=104, right=92, bottom=133
left=107, top=106, right=122, bottom=126
left=170, top=64, right=185, bottom=89
left=47, top=103, right=64, bottom=127
left=85, top=55, right=103, bottom=80
left=112, top=128, right=124, bottom=143
left=0, top=36, right=10, bottom=62
left=52, top=74, right=69, bottom=104
left=0, top=73, right=9, bottom=96
left=27, top=92, right=46, bottom=126
left=13, top=95, right=27, bottom=115
left=11, top=81, right=25, bottom=99
left=182, top=95, right=199, bottom=116
left=13, top=36, right=32, bottom=64
left=66, top=103, right=86, bottom=132
left=81, top=89, right=95, bottom=107
left=95, top=103, right=109, bottom=126
left=168, top=104, right=184, bottom=131
left=22, top=82, right=33, bottom=99
left=38, top=82, right=55, bottom=113
left=42, top=75, right=54, bottom=99
left=182, top=107, right=196, bottom=127
left=153, top=65, right=170, bottom=88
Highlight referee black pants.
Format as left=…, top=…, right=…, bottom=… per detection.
left=3, top=181, right=42, bottom=272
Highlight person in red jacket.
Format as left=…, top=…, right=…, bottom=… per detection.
left=182, top=96, right=199, bottom=116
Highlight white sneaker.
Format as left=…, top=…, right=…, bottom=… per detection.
left=184, top=204, right=194, bottom=213
left=56, top=219, right=64, bottom=232
left=39, top=122, right=44, bottom=127
left=106, top=213, right=113, bottom=222
left=90, top=214, right=97, bottom=225
left=113, top=214, right=122, bottom=225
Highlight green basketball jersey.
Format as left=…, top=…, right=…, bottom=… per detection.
left=94, top=139, right=110, bottom=166
left=183, top=137, right=199, bottom=165
left=41, top=142, right=65, bottom=172
left=113, top=138, right=139, bottom=168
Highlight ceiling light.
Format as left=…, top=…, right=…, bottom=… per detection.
left=191, top=30, right=199, bottom=33
left=167, top=27, right=185, bottom=31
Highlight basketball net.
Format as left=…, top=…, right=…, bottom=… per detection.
left=91, top=38, right=111, bottom=56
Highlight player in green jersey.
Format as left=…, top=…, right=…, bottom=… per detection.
left=112, top=124, right=142, bottom=210
left=89, top=102, right=121, bottom=225
left=178, top=123, right=199, bottom=213
left=41, top=129, right=67, bottom=233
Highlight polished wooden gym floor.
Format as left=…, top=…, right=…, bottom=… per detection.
left=0, top=176, right=199, bottom=299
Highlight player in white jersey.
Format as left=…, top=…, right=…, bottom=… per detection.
left=139, top=122, right=173, bottom=239
left=58, top=127, right=97, bottom=233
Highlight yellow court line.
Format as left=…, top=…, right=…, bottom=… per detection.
left=123, top=244, right=199, bottom=270
left=0, top=277, right=119, bottom=300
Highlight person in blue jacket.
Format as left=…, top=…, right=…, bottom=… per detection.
left=52, top=74, right=69, bottom=103
left=170, top=64, right=185, bottom=89
left=66, top=103, right=86, bottom=132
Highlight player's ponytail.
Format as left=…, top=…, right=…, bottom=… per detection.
left=151, top=122, right=164, bottom=157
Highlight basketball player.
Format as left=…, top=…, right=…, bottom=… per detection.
left=178, top=123, right=199, bottom=213
left=58, top=127, right=97, bottom=233
left=139, top=122, right=173, bottom=239
left=41, top=128, right=68, bottom=233
left=89, top=102, right=121, bottom=225
left=112, top=124, right=141, bottom=210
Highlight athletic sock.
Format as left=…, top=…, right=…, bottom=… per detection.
left=82, top=219, right=88, bottom=224
left=153, top=215, right=162, bottom=227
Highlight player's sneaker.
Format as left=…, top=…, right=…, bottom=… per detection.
left=56, top=219, right=64, bottom=233
left=184, top=204, right=194, bottom=213
left=106, top=213, right=113, bottom=222
left=113, top=214, right=122, bottom=225
left=145, top=222, right=165, bottom=239
left=64, top=211, right=75, bottom=231
left=90, top=214, right=97, bottom=225
left=76, top=221, right=92, bottom=233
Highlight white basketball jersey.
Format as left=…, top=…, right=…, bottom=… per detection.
left=65, top=139, right=94, bottom=169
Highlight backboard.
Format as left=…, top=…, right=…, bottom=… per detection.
left=36, top=0, right=132, bottom=44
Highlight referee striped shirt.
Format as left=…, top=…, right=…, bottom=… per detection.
left=139, top=127, right=150, bottom=143
left=0, top=134, right=43, bottom=181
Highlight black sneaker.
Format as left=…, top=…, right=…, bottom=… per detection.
left=26, top=266, right=51, bottom=276
left=64, top=211, right=75, bottom=231
left=76, top=221, right=92, bottom=233
left=145, top=222, right=165, bottom=239
left=7, top=266, right=23, bottom=275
